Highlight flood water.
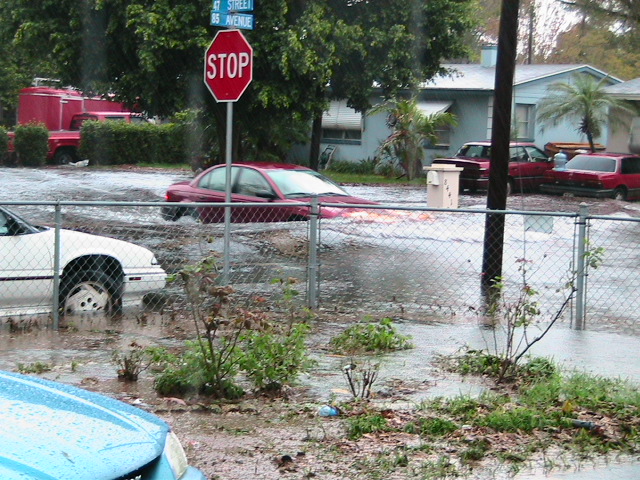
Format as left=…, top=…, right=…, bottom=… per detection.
left=3, top=166, right=640, bottom=479
left=0, top=167, right=640, bottom=394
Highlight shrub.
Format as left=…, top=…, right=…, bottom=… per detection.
left=240, top=321, right=314, bottom=392
left=326, top=158, right=377, bottom=174
left=14, top=123, right=48, bottom=167
left=330, top=317, right=413, bottom=354
left=79, top=120, right=193, bottom=165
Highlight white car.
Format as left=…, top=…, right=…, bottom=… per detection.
left=0, top=206, right=166, bottom=316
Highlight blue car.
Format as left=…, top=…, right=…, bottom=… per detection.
left=0, top=370, right=206, bottom=479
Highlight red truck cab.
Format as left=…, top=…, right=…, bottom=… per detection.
left=432, top=141, right=552, bottom=194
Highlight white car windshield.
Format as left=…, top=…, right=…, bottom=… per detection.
left=566, top=155, right=617, bottom=173
left=266, top=170, right=348, bottom=197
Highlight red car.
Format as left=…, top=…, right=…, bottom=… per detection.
left=540, top=153, right=640, bottom=201
left=162, top=161, right=377, bottom=223
left=432, top=141, right=552, bottom=194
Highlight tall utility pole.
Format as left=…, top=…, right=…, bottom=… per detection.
left=481, top=0, right=520, bottom=293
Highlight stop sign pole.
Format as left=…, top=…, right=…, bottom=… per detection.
left=204, top=29, right=253, bottom=282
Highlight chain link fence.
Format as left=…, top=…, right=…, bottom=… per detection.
left=1, top=201, right=637, bottom=333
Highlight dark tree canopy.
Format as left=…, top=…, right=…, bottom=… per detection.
left=0, top=0, right=477, bottom=161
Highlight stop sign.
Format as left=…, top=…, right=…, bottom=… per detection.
left=204, top=29, right=253, bottom=102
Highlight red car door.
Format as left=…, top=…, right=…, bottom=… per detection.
left=231, top=167, right=291, bottom=222
left=189, top=166, right=237, bottom=222
left=509, top=146, right=551, bottom=191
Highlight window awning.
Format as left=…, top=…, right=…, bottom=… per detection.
left=417, top=101, right=452, bottom=115
left=322, top=101, right=362, bottom=130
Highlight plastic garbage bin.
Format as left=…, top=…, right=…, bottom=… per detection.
left=423, top=164, right=463, bottom=208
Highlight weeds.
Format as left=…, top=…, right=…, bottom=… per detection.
left=17, top=362, right=52, bottom=374
left=240, top=320, right=315, bottom=392
left=347, top=412, right=390, bottom=440
left=111, top=341, right=155, bottom=381
left=417, top=455, right=460, bottom=479
left=155, top=258, right=315, bottom=398
left=342, top=360, right=380, bottom=399
left=330, top=317, right=413, bottom=354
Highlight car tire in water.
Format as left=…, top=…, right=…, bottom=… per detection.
left=60, top=270, right=121, bottom=315
left=161, top=205, right=183, bottom=221
left=53, top=148, right=78, bottom=165
left=613, top=187, right=627, bottom=201
left=506, top=179, right=514, bottom=196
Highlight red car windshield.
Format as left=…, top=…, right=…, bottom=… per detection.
left=266, top=170, right=348, bottom=197
left=566, top=155, right=617, bottom=173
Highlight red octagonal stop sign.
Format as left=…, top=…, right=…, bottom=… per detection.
left=204, top=29, right=253, bottom=102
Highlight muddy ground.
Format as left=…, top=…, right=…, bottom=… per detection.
left=4, top=302, right=640, bottom=480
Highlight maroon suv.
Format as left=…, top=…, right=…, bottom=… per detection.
left=432, top=141, right=552, bottom=194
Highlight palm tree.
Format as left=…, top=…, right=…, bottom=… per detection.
left=374, top=98, right=457, bottom=180
left=536, top=73, right=637, bottom=152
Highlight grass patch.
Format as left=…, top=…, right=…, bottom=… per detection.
left=347, top=413, right=391, bottom=440
left=324, top=171, right=424, bottom=185
left=339, top=355, right=640, bottom=475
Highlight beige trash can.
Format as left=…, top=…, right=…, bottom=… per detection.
left=423, top=164, right=463, bottom=208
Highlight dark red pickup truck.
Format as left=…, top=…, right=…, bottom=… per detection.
left=432, top=141, right=552, bottom=194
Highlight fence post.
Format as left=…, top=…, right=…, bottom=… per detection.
left=575, top=203, right=589, bottom=328
left=52, top=203, right=62, bottom=330
left=307, top=197, right=319, bottom=309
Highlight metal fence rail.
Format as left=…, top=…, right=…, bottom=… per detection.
left=1, top=200, right=637, bottom=332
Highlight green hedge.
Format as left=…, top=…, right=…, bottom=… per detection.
left=79, top=121, right=192, bottom=165
left=14, top=123, right=49, bottom=167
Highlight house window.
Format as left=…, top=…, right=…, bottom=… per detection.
left=515, top=104, right=534, bottom=140
left=322, top=101, right=362, bottom=144
left=417, top=101, right=454, bottom=148
left=322, top=128, right=362, bottom=141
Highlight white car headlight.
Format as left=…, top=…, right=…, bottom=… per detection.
left=164, top=431, right=189, bottom=479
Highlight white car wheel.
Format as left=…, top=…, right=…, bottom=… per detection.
left=61, top=271, right=119, bottom=314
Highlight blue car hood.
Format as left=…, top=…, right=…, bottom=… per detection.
left=0, top=371, right=168, bottom=479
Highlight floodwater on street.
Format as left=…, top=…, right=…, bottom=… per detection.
left=3, top=166, right=640, bottom=479
left=2, top=165, right=640, bottom=386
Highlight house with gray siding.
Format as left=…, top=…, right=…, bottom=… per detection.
left=604, top=77, right=640, bottom=154
left=291, top=46, right=622, bottom=168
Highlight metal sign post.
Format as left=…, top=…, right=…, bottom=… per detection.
left=204, top=29, right=253, bottom=283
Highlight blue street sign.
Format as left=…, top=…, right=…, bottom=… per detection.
left=210, top=11, right=254, bottom=30
left=212, top=0, right=254, bottom=12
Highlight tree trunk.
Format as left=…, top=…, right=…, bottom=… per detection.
left=309, top=113, right=322, bottom=171
left=587, top=131, right=596, bottom=153
left=308, top=86, right=326, bottom=171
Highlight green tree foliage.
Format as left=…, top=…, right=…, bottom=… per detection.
left=563, top=0, right=640, bottom=29
left=551, top=23, right=640, bottom=81
left=536, top=73, right=637, bottom=152
left=556, top=0, right=640, bottom=79
left=373, top=98, right=457, bottom=180
left=0, top=0, right=476, bottom=166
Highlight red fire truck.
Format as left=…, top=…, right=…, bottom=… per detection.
left=9, top=85, right=143, bottom=164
